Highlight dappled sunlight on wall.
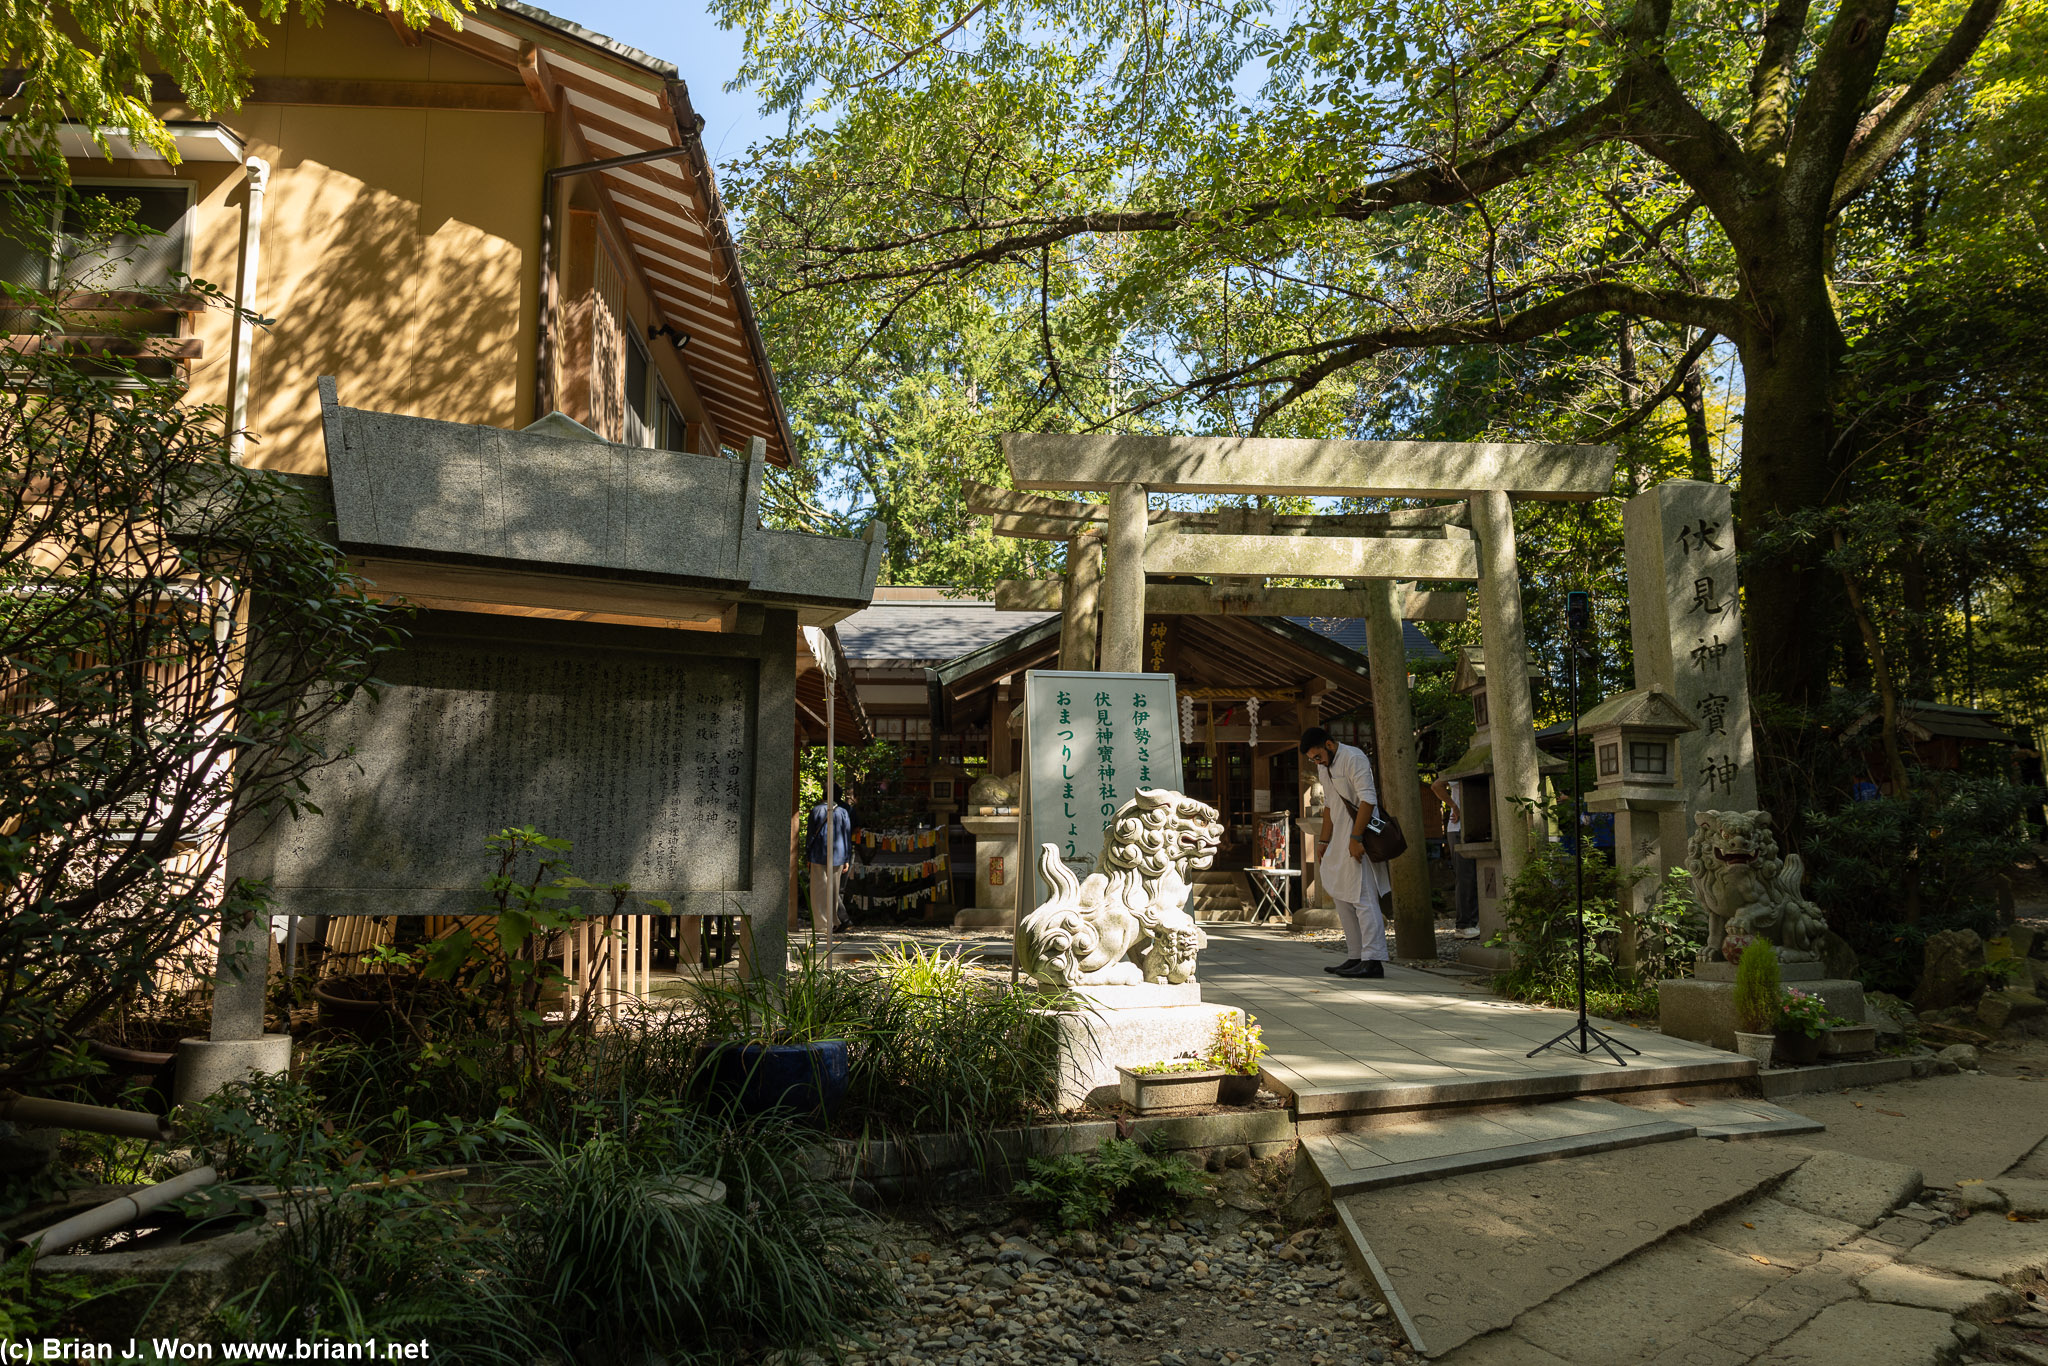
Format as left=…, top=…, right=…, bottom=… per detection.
left=234, top=105, right=541, bottom=474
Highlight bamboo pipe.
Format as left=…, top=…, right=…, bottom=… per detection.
left=17, top=1166, right=219, bottom=1259
left=0, top=1093, right=173, bottom=1143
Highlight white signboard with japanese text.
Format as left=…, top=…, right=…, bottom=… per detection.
left=1019, top=670, right=1184, bottom=912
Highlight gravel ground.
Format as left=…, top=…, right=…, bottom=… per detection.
left=844, top=1164, right=1417, bottom=1366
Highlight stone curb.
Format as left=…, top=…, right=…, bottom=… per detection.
left=1286, top=1055, right=1756, bottom=1131
left=818, top=1107, right=1296, bottom=1203
left=1311, top=1119, right=1699, bottom=1196
left=1754, top=1055, right=1916, bottom=1097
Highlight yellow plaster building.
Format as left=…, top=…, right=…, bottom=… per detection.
left=19, top=0, right=792, bottom=479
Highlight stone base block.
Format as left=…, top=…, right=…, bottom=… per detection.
left=1044, top=1004, right=1244, bottom=1109
left=1659, top=979, right=1866, bottom=1052
left=1293, top=905, right=1339, bottom=931
left=952, top=906, right=1016, bottom=928
left=1455, top=942, right=1513, bottom=971
left=1054, top=982, right=1203, bottom=1009
left=1695, top=959, right=1826, bottom=983
left=173, top=1035, right=293, bottom=1108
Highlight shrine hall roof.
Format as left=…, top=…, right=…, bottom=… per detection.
left=1289, top=617, right=1445, bottom=663
left=836, top=598, right=1055, bottom=667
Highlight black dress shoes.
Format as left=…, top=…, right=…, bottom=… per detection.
left=1337, top=960, right=1387, bottom=979
left=1324, top=959, right=1361, bottom=975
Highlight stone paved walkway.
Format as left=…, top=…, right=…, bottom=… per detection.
left=1190, top=925, right=1748, bottom=1113
left=809, top=920, right=1750, bottom=1115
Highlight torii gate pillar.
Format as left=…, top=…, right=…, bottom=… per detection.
left=1099, top=482, right=1149, bottom=672
left=1469, top=489, right=1547, bottom=901
left=1363, top=579, right=1433, bottom=958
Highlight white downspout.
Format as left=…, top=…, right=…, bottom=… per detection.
left=226, top=156, right=271, bottom=466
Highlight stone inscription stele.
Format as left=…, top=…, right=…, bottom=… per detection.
left=1624, top=479, right=1758, bottom=816
left=261, top=635, right=756, bottom=915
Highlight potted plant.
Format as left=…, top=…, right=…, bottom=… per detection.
left=1208, top=1014, right=1266, bottom=1105
left=1731, top=939, right=1780, bottom=1067
left=1116, top=1014, right=1268, bottom=1112
left=694, top=950, right=854, bottom=1123
left=1118, top=1057, right=1228, bottom=1112
left=1819, top=1020, right=1879, bottom=1057
left=315, top=944, right=460, bottom=1042
left=701, top=1030, right=853, bottom=1121
left=1774, top=988, right=1832, bottom=1066
left=87, top=997, right=210, bottom=1110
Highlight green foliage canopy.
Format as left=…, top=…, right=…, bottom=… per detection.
left=0, top=0, right=473, bottom=173
left=718, top=0, right=2038, bottom=720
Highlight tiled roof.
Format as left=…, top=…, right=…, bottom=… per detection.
left=1289, top=617, right=1444, bottom=663
left=836, top=601, right=1056, bottom=665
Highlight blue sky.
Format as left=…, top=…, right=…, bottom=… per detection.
left=542, top=0, right=781, bottom=165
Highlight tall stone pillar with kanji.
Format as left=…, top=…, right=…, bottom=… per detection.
left=1623, top=480, right=1759, bottom=832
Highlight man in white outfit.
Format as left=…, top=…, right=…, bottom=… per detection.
left=1301, top=726, right=1389, bottom=980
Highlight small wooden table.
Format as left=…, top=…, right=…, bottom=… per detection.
left=1247, top=866, right=1300, bottom=922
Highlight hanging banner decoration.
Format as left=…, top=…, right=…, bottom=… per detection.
left=1019, top=670, right=1185, bottom=910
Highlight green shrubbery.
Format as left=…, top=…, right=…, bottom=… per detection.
left=1490, top=845, right=1703, bottom=1017
left=184, top=1076, right=894, bottom=1362
left=690, top=941, right=1068, bottom=1139
left=15, top=834, right=1069, bottom=1355
left=1802, top=773, right=2044, bottom=994
left=0, top=191, right=402, bottom=1093
left=1012, top=1136, right=1206, bottom=1231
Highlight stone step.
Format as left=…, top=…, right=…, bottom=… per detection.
left=1334, top=1137, right=1808, bottom=1359
left=1303, top=1096, right=1699, bottom=1197
left=1432, top=1145, right=2031, bottom=1366
left=1622, top=1094, right=1827, bottom=1139
left=1289, top=1054, right=1758, bottom=1134
left=1188, top=872, right=1256, bottom=923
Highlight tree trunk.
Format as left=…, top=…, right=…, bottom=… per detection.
left=1835, top=528, right=1911, bottom=801
left=1733, top=273, right=1847, bottom=832
left=1617, top=318, right=1646, bottom=495
left=1734, top=288, right=1844, bottom=719
left=1679, top=358, right=1715, bottom=482
left=1900, top=548, right=1934, bottom=698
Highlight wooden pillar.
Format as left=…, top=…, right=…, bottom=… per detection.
left=788, top=738, right=803, bottom=932
left=1298, top=690, right=1322, bottom=912
left=1469, top=490, right=1543, bottom=893
left=1365, top=580, right=1433, bottom=960
left=1059, top=531, right=1102, bottom=671
left=991, top=677, right=1014, bottom=778
left=1204, top=702, right=1227, bottom=819
left=1251, top=745, right=1272, bottom=814
left=1099, top=483, right=1147, bottom=672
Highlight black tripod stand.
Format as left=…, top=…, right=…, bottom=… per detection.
left=1529, top=590, right=1640, bottom=1067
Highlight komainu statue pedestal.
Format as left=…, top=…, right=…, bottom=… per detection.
left=1017, top=789, right=1247, bottom=1106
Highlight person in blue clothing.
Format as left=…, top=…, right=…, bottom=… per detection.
left=1589, top=810, right=1616, bottom=866
left=807, top=795, right=854, bottom=932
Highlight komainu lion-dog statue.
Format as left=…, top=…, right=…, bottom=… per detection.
left=1688, top=809, right=1838, bottom=966
left=1018, top=789, right=1224, bottom=987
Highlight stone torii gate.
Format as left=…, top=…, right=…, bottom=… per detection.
left=985, top=433, right=1617, bottom=961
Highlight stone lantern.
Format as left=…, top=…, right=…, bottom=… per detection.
left=1578, top=689, right=1695, bottom=975
left=1578, top=689, right=1696, bottom=805
left=956, top=772, right=1021, bottom=928
left=1440, top=646, right=1562, bottom=968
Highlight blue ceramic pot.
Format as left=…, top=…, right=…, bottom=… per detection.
left=701, top=1040, right=850, bottom=1120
